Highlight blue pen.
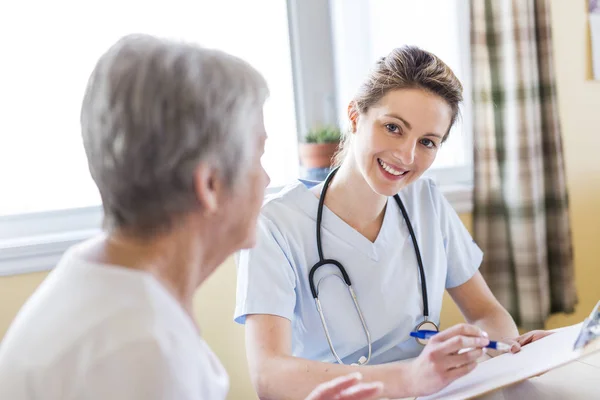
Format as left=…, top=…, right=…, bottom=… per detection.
left=410, top=330, right=512, bottom=351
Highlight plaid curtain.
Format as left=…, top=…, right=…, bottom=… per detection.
left=470, top=0, right=577, bottom=329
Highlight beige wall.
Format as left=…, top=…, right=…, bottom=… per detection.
left=1, top=2, right=599, bottom=399
left=194, top=258, right=255, bottom=399
left=0, top=272, right=47, bottom=338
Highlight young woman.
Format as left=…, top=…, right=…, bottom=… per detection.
left=235, top=46, right=549, bottom=399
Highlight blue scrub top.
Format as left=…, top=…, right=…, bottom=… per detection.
left=234, top=178, right=482, bottom=365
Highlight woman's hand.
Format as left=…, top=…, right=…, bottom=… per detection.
left=408, top=324, right=490, bottom=396
left=501, top=330, right=555, bottom=354
left=305, top=372, right=384, bottom=400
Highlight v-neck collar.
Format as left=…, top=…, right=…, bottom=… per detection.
left=288, top=181, right=403, bottom=261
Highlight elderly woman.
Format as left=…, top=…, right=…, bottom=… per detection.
left=0, top=35, right=383, bottom=400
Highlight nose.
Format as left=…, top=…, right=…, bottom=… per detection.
left=393, top=139, right=417, bottom=166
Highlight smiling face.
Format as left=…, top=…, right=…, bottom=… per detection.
left=349, top=88, right=453, bottom=197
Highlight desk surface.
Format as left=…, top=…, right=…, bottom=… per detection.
left=477, top=350, right=600, bottom=400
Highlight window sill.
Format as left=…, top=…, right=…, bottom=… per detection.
left=0, top=182, right=472, bottom=277
left=0, top=206, right=102, bottom=277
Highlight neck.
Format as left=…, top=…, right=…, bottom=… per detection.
left=83, top=219, right=225, bottom=323
left=324, top=157, right=388, bottom=234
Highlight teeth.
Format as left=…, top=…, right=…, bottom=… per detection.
left=378, top=159, right=404, bottom=176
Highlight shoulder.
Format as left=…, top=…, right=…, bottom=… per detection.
left=73, top=310, right=206, bottom=388
left=262, top=181, right=305, bottom=215
left=6, top=261, right=195, bottom=364
left=240, top=181, right=319, bottom=265
left=0, top=305, right=200, bottom=398
left=396, top=178, right=460, bottom=232
left=260, top=180, right=317, bottom=232
left=67, top=302, right=199, bottom=370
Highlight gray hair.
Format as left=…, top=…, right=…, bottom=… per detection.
left=81, top=34, right=269, bottom=234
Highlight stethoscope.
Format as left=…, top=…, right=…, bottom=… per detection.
left=308, top=166, right=439, bottom=366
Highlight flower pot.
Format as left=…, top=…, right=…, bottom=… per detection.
left=298, top=142, right=339, bottom=169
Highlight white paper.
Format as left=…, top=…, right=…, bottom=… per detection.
left=418, top=323, right=588, bottom=400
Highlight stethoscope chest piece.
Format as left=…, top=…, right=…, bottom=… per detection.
left=414, top=319, right=440, bottom=345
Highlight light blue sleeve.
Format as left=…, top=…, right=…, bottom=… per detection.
left=429, top=180, right=483, bottom=289
left=234, top=215, right=297, bottom=324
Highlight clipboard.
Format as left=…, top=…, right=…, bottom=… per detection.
left=417, top=300, right=600, bottom=400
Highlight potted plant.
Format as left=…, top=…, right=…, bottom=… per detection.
left=298, top=125, right=341, bottom=170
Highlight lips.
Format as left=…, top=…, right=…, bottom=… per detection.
left=377, top=158, right=409, bottom=177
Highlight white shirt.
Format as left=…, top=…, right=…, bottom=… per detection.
left=235, top=178, right=482, bottom=365
left=0, top=242, right=229, bottom=400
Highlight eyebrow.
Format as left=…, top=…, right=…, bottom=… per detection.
left=383, top=113, right=444, bottom=139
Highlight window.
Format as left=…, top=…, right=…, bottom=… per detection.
left=329, top=0, right=473, bottom=186
left=0, top=0, right=300, bottom=275
left=0, top=0, right=298, bottom=218
left=0, top=0, right=473, bottom=276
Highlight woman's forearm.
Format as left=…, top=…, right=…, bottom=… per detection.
left=251, top=355, right=415, bottom=400
left=470, top=308, right=519, bottom=362
left=470, top=306, right=519, bottom=360
left=471, top=306, right=518, bottom=341
left=448, top=272, right=519, bottom=346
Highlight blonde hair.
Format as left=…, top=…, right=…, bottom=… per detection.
left=333, top=45, right=463, bottom=166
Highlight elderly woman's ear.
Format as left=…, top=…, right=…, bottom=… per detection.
left=193, top=163, right=221, bottom=214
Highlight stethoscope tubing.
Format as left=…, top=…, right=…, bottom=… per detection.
left=308, top=166, right=434, bottom=365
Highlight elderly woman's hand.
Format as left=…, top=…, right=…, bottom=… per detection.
left=305, top=372, right=384, bottom=400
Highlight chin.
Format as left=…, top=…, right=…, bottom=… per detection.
left=367, top=174, right=413, bottom=197
left=376, top=184, right=404, bottom=197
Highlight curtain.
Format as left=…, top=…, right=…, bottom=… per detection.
left=470, top=0, right=577, bottom=329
